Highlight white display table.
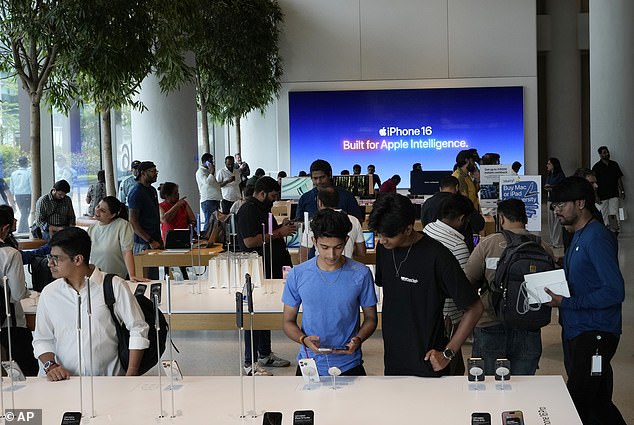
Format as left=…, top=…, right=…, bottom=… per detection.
left=3, top=375, right=581, bottom=425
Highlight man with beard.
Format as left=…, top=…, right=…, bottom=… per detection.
left=218, top=155, right=241, bottom=214
left=128, top=161, right=162, bottom=279
left=295, top=159, right=364, bottom=223
left=546, top=176, right=626, bottom=425
left=236, top=176, right=295, bottom=375
left=452, top=150, right=480, bottom=212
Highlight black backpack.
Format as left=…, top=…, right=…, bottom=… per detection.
left=491, top=230, right=556, bottom=331
left=103, top=274, right=168, bottom=375
left=27, top=255, right=55, bottom=292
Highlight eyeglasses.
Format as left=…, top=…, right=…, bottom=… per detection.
left=550, top=202, right=569, bottom=211
left=46, top=254, right=70, bottom=266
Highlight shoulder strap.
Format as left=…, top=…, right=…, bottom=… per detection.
left=102, top=273, right=119, bottom=324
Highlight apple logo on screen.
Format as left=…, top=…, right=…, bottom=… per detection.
left=378, top=127, right=387, bottom=137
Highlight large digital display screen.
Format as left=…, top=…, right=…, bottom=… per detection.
left=289, top=87, right=524, bottom=188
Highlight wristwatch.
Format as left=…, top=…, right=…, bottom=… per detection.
left=43, top=360, right=58, bottom=373
left=442, top=348, right=455, bottom=361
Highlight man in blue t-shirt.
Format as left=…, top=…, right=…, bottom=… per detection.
left=282, top=208, right=377, bottom=376
left=128, top=161, right=162, bottom=279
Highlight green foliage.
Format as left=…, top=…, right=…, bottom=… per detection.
left=0, top=144, right=28, bottom=177
left=152, top=0, right=198, bottom=94
left=0, top=0, right=76, bottom=105
left=194, top=0, right=283, bottom=124
left=0, top=74, right=20, bottom=146
left=53, top=0, right=158, bottom=112
left=76, top=105, right=101, bottom=176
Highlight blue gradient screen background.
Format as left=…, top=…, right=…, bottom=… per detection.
left=289, top=87, right=524, bottom=187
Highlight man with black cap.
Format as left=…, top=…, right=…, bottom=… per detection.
left=33, top=180, right=76, bottom=241
left=128, top=161, right=162, bottom=279
left=118, top=160, right=141, bottom=206
left=546, top=176, right=626, bottom=425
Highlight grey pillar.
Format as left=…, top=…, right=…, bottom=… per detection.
left=545, top=0, right=581, bottom=176
left=131, top=74, right=200, bottom=213
left=589, top=0, right=634, bottom=233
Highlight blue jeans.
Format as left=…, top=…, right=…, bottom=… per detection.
left=133, top=241, right=159, bottom=280
left=15, top=194, right=31, bottom=234
left=472, top=324, right=542, bottom=375
left=201, top=200, right=220, bottom=232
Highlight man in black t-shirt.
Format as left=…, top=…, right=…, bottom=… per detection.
left=236, top=176, right=295, bottom=375
left=591, top=146, right=625, bottom=234
left=368, top=193, right=483, bottom=377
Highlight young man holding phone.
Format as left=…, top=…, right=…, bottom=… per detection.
left=282, top=208, right=378, bottom=376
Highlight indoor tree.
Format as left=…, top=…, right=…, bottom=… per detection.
left=0, top=0, right=75, bottom=213
left=194, top=0, right=283, bottom=154
left=56, top=0, right=197, bottom=196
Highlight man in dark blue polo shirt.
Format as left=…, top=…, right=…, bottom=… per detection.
left=128, top=161, right=162, bottom=279
left=295, top=159, right=364, bottom=223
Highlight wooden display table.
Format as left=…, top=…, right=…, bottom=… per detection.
left=134, top=244, right=224, bottom=278
left=17, top=238, right=47, bottom=250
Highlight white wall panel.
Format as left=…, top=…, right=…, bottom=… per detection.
left=360, top=0, right=449, bottom=79
left=279, top=0, right=361, bottom=82
left=448, top=0, right=536, bottom=77
left=240, top=103, right=282, bottom=177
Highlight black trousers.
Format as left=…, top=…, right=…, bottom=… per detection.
left=244, top=330, right=272, bottom=364
left=565, top=331, right=626, bottom=425
left=221, top=199, right=234, bottom=215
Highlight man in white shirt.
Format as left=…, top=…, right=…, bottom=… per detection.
left=217, top=155, right=241, bottom=214
left=196, top=153, right=222, bottom=232
left=299, top=187, right=365, bottom=261
left=422, top=193, right=474, bottom=375
left=9, top=156, right=31, bottom=233
left=32, top=227, right=149, bottom=380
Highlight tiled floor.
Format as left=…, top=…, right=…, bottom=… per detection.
left=164, top=234, right=634, bottom=423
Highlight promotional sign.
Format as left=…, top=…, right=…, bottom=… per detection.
left=499, top=175, right=541, bottom=232
left=289, top=87, right=524, bottom=188
left=480, top=164, right=515, bottom=212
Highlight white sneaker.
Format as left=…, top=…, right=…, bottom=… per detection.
left=244, top=363, right=273, bottom=376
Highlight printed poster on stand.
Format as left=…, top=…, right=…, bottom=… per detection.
left=479, top=164, right=515, bottom=214
left=499, top=175, right=542, bottom=232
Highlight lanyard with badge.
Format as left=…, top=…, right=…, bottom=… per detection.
left=564, top=218, right=602, bottom=376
